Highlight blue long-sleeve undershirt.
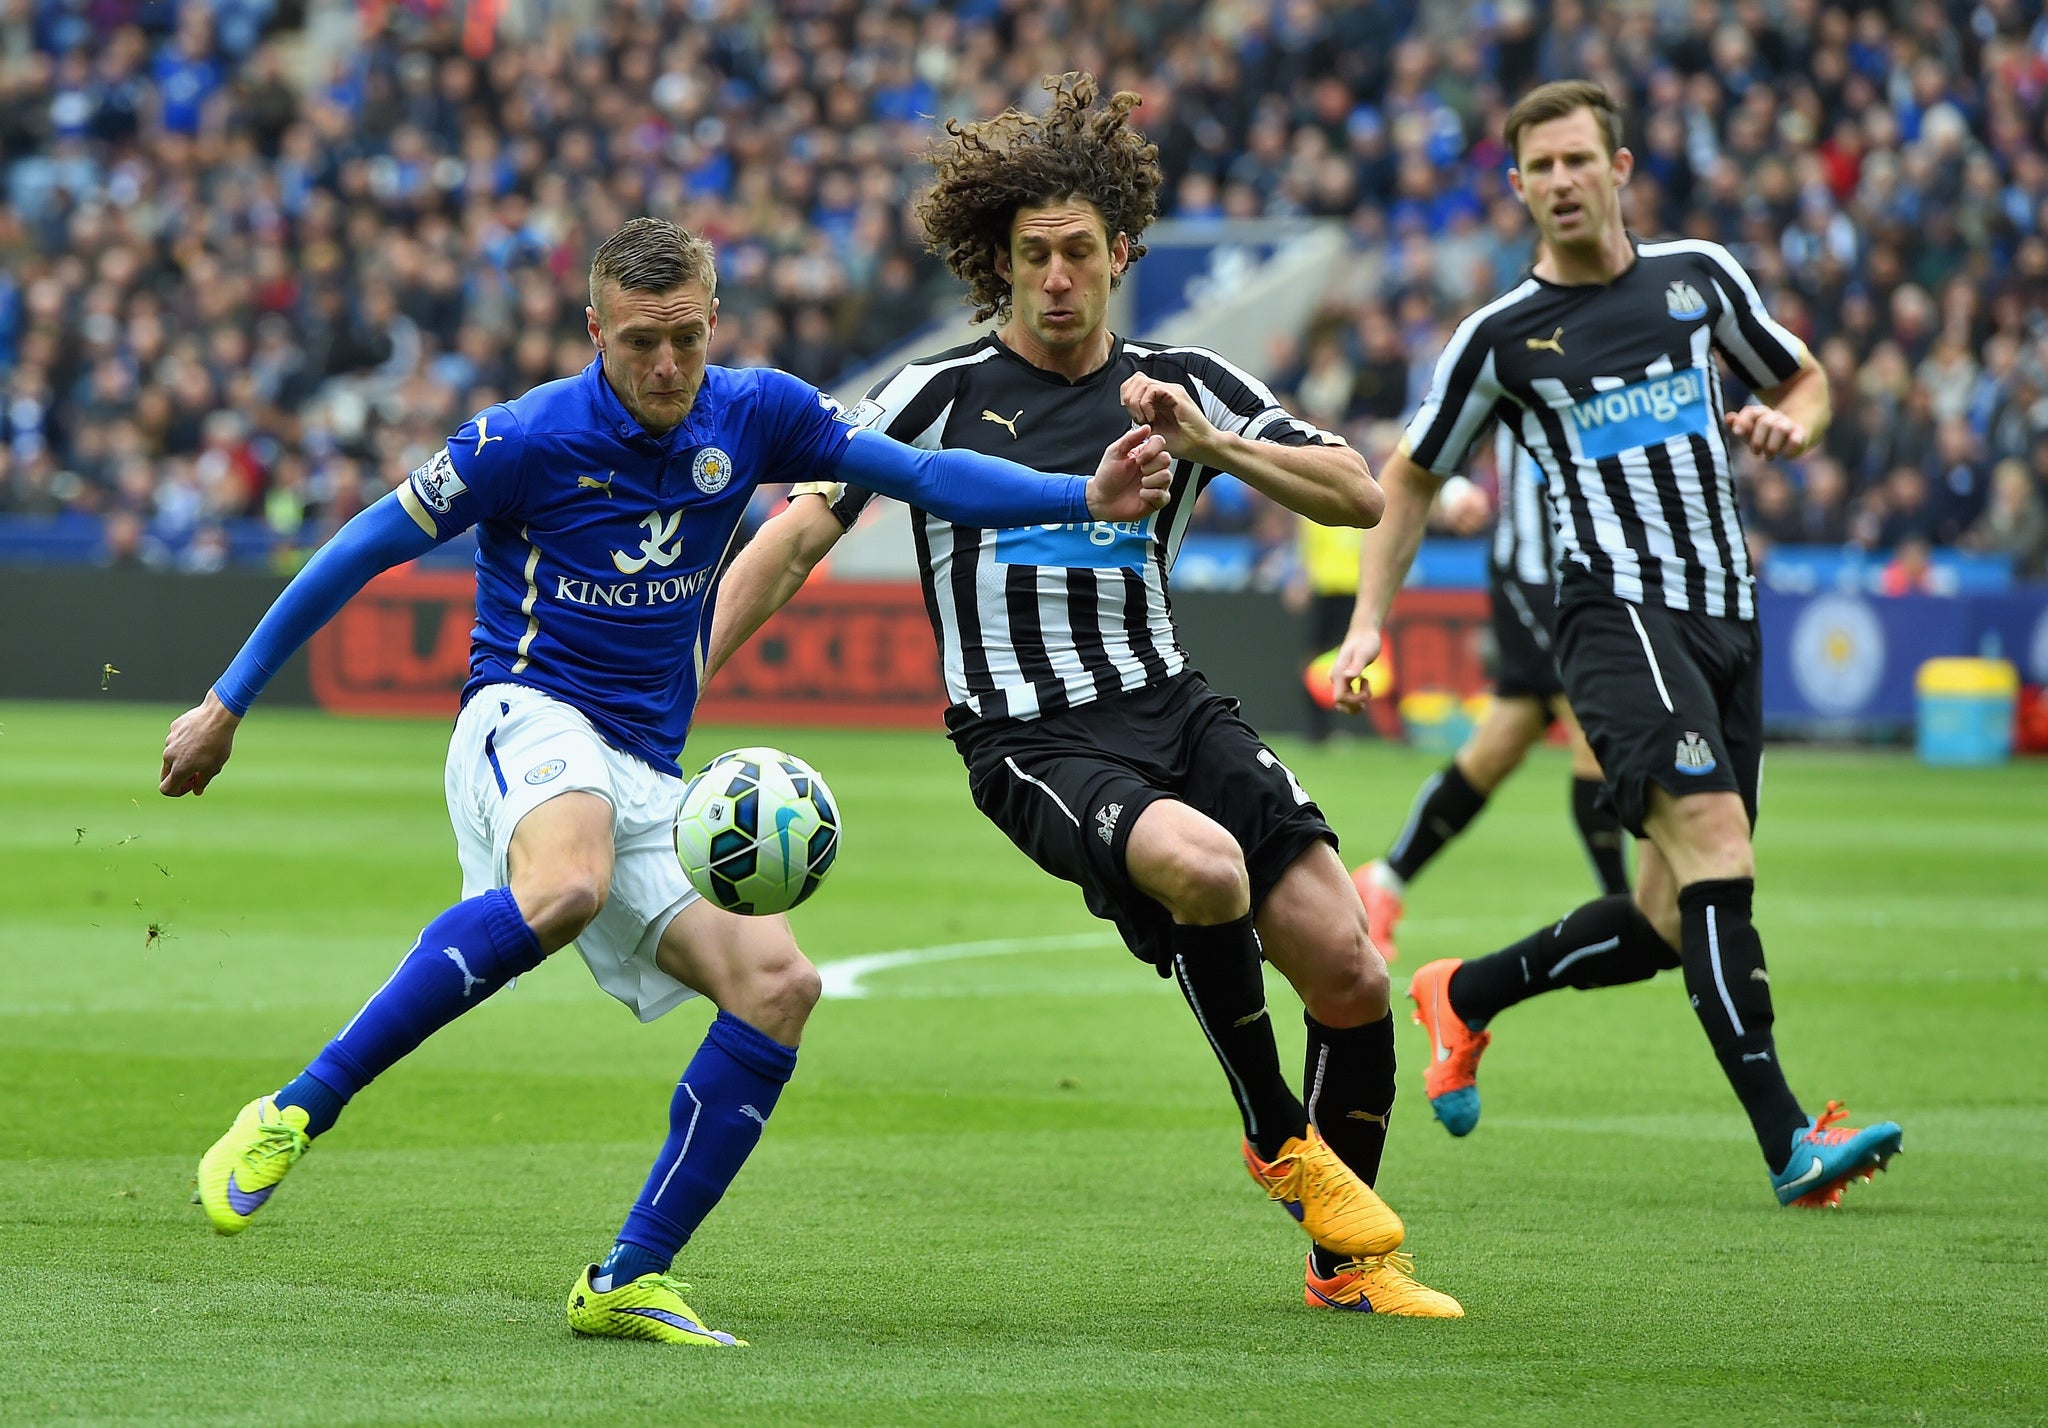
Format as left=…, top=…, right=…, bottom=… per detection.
left=212, top=493, right=437, bottom=715
left=211, top=428, right=1098, bottom=716
left=834, top=427, right=1092, bottom=528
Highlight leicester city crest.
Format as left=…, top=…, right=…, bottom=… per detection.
left=1665, top=280, right=1708, bottom=321
left=692, top=446, right=734, bottom=495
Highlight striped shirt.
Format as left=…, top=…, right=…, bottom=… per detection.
left=1406, top=238, right=1807, bottom=620
left=824, top=333, right=1338, bottom=727
left=1491, top=420, right=1555, bottom=587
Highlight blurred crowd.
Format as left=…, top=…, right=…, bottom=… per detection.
left=0, top=0, right=2046, bottom=584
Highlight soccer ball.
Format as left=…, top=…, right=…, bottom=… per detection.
left=673, top=746, right=841, bottom=915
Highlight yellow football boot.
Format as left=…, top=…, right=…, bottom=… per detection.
left=1243, top=1128, right=1404, bottom=1258
left=195, top=1096, right=311, bottom=1235
left=1304, top=1250, right=1464, bottom=1317
left=566, top=1265, right=747, bottom=1346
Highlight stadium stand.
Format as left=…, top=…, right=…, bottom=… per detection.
left=0, top=0, right=2045, bottom=584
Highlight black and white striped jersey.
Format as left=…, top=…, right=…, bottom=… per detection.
left=1491, top=421, right=1555, bottom=587
left=821, top=333, right=1338, bottom=727
left=1406, top=238, right=1807, bottom=621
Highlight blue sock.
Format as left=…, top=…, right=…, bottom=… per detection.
left=274, top=1070, right=346, bottom=1137
left=278, top=888, right=544, bottom=1136
left=596, top=1010, right=798, bottom=1287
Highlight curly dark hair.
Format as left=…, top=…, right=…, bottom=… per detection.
left=917, top=73, right=1162, bottom=324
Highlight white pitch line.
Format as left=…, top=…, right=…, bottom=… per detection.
left=816, top=932, right=1122, bottom=999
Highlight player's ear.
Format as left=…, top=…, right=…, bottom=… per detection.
left=1507, top=166, right=1526, bottom=204
left=1611, top=146, right=1634, bottom=187
left=708, top=298, right=719, bottom=334
left=994, top=244, right=1013, bottom=282
left=1111, top=232, right=1129, bottom=277
left=586, top=304, right=602, bottom=350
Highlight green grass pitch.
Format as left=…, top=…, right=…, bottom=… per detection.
left=2, top=700, right=2045, bottom=1426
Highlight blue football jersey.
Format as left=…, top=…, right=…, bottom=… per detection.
left=404, top=361, right=855, bottom=769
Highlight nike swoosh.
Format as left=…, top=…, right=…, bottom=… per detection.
left=1781, top=1155, right=1826, bottom=1191
left=615, top=1305, right=736, bottom=1344
left=225, top=1172, right=275, bottom=1216
left=775, top=805, right=800, bottom=868
left=1431, top=985, right=1450, bottom=1061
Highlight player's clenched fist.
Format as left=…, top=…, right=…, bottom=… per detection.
left=1329, top=627, right=1384, bottom=714
left=1723, top=404, right=1809, bottom=459
left=161, top=689, right=240, bottom=797
left=1086, top=423, right=1173, bottom=521
left=1118, top=373, right=1221, bottom=463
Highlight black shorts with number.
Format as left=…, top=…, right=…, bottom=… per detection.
left=1490, top=571, right=1566, bottom=704
left=1555, top=592, right=1763, bottom=838
left=953, top=671, right=1336, bottom=975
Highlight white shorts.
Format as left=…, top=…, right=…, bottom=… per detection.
left=445, top=683, right=700, bottom=1021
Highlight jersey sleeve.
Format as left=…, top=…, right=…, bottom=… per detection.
left=1403, top=309, right=1508, bottom=479
left=397, top=404, right=530, bottom=538
left=808, top=359, right=956, bottom=530
left=1171, top=350, right=1343, bottom=449
left=755, top=368, right=860, bottom=489
left=1696, top=243, right=1808, bottom=390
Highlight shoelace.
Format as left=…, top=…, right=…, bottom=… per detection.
left=1331, top=1249, right=1418, bottom=1281
left=247, top=1120, right=308, bottom=1172
left=1802, top=1099, right=1855, bottom=1147
left=646, top=1273, right=696, bottom=1302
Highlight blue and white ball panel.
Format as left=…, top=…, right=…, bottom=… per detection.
left=445, top=683, right=700, bottom=1022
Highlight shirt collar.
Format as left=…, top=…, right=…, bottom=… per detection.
left=586, top=359, right=716, bottom=449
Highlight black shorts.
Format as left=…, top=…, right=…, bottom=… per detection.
left=1555, top=594, right=1762, bottom=838
left=953, top=671, right=1337, bottom=974
left=1490, top=573, right=1565, bottom=704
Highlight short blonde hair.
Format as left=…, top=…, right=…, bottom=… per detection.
left=588, top=217, right=717, bottom=316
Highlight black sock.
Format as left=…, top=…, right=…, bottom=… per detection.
left=1170, top=915, right=1307, bottom=1161
left=1303, top=1012, right=1395, bottom=1186
left=1303, top=1011, right=1396, bottom=1282
left=1677, top=879, right=1807, bottom=1173
left=1572, top=776, right=1631, bottom=896
left=1448, top=894, right=1678, bottom=1029
left=1385, top=762, right=1488, bottom=884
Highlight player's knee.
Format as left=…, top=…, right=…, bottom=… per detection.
left=761, top=952, right=822, bottom=1021
left=1163, top=841, right=1251, bottom=924
left=514, top=870, right=607, bottom=950
left=1305, top=916, right=1390, bottom=1026
left=736, top=944, right=819, bottom=1040
left=1666, top=796, right=1754, bottom=880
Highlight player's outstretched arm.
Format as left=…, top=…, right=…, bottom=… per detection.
left=1331, top=445, right=1441, bottom=713
left=160, top=492, right=439, bottom=797
left=705, top=493, right=848, bottom=683
left=1118, top=373, right=1382, bottom=528
left=831, top=425, right=1171, bottom=529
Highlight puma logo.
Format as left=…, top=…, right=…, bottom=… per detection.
left=474, top=414, right=504, bottom=452
left=738, top=1104, right=768, bottom=1127
left=577, top=473, right=615, bottom=498
left=981, top=408, right=1023, bottom=438
left=1233, top=1008, right=1269, bottom=1028
left=443, top=946, right=484, bottom=998
left=1525, top=326, right=1566, bottom=355
left=1346, top=1109, right=1389, bottom=1126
